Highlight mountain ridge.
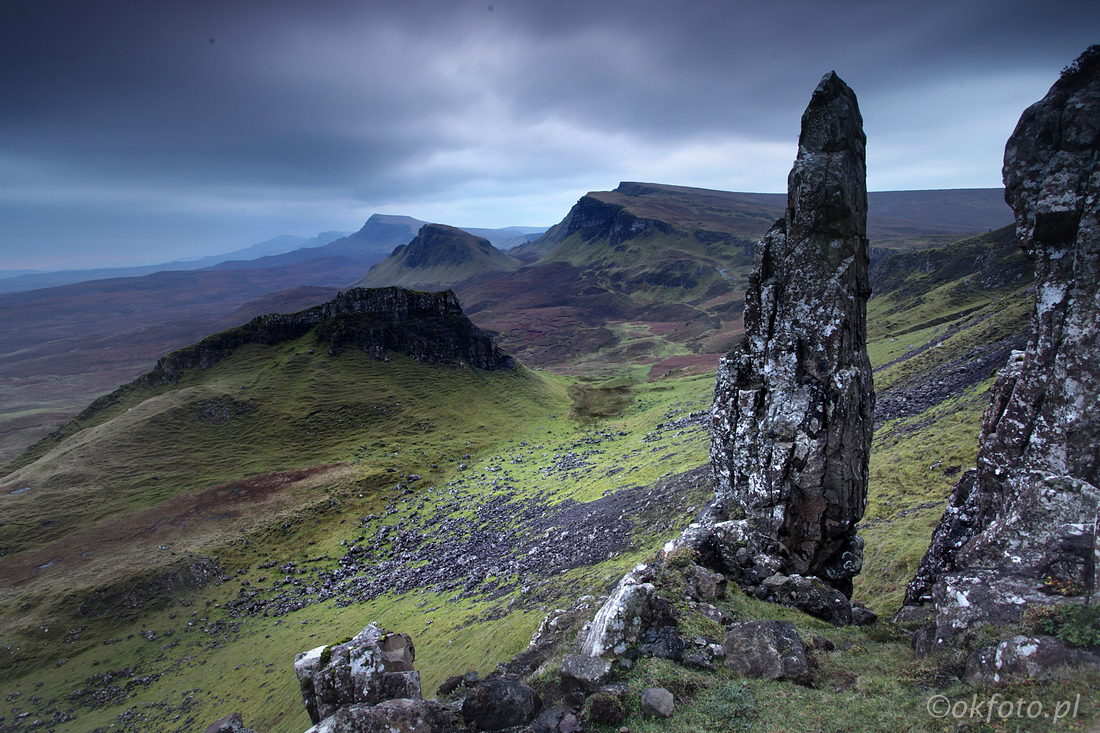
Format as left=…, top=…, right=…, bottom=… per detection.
left=355, top=224, right=520, bottom=291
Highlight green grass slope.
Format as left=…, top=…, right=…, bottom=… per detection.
left=855, top=224, right=1035, bottom=612
left=0, top=309, right=721, bottom=731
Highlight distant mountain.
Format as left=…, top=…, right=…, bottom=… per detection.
left=513, top=182, right=1012, bottom=263
left=459, top=182, right=1015, bottom=375
left=462, top=226, right=549, bottom=249
left=355, top=223, right=520, bottom=290
left=865, top=188, right=1014, bottom=241
left=0, top=215, right=548, bottom=463
left=202, top=216, right=424, bottom=272
left=510, top=182, right=775, bottom=264
left=0, top=231, right=348, bottom=295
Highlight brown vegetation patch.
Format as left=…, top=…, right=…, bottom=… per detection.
left=0, top=464, right=345, bottom=599
left=647, top=354, right=722, bottom=380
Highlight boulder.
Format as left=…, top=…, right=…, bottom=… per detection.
left=558, top=712, right=582, bottom=733
left=638, top=625, right=685, bottom=661
left=696, top=603, right=727, bottom=626
left=294, top=624, right=422, bottom=725
left=530, top=706, right=566, bottom=733
left=710, top=71, right=873, bottom=598
left=381, top=632, right=416, bottom=672
left=578, top=571, right=660, bottom=656
left=850, top=602, right=878, bottom=626
left=305, top=699, right=452, bottom=733
left=723, top=620, right=811, bottom=686
left=461, top=677, right=541, bottom=731
left=202, top=712, right=259, bottom=733
left=559, top=654, right=612, bottom=694
left=436, top=675, right=463, bottom=696
left=585, top=689, right=626, bottom=726
left=964, top=635, right=1100, bottom=686
left=682, top=649, right=716, bottom=672
left=382, top=671, right=422, bottom=700
left=683, top=564, right=727, bottom=602
left=640, top=687, right=675, bottom=718
left=762, top=574, right=853, bottom=626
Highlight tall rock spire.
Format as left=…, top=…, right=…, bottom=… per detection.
left=903, top=48, right=1100, bottom=634
left=709, top=71, right=874, bottom=597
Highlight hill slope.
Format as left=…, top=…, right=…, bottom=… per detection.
left=0, top=284, right=720, bottom=733
left=453, top=182, right=1015, bottom=378
left=355, top=224, right=519, bottom=290
left=0, top=288, right=532, bottom=600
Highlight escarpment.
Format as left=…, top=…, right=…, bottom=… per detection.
left=144, top=286, right=514, bottom=385
left=556, top=190, right=677, bottom=249
left=903, top=47, right=1100, bottom=647
left=706, top=71, right=874, bottom=599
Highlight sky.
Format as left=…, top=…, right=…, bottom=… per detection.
left=1, top=1, right=1096, bottom=271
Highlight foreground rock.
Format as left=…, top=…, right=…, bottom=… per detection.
left=723, top=620, right=812, bottom=686
left=560, top=653, right=612, bottom=693
left=578, top=569, right=663, bottom=656
left=708, top=71, right=873, bottom=601
left=305, top=699, right=451, bottom=733
left=461, top=677, right=542, bottom=731
left=640, top=687, right=675, bottom=718
left=203, top=712, right=260, bottom=733
left=964, top=635, right=1100, bottom=686
left=761, top=574, right=852, bottom=626
left=902, top=47, right=1100, bottom=648
left=294, top=624, right=426, bottom=728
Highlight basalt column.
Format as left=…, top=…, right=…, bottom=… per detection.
left=710, top=71, right=874, bottom=596
left=904, top=47, right=1100, bottom=618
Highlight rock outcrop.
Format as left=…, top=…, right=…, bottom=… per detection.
left=140, top=286, right=513, bottom=385
left=902, top=47, right=1100, bottom=643
left=963, top=635, right=1100, bottom=686
left=708, top=71, right=874, bottom=598
left=460, top=677, right=542, bottom=731
left=577, top=569, right=662, bottom=657
left=294, top=623, right=426, bottom=727
left=202, top=712, right=260, bottom=733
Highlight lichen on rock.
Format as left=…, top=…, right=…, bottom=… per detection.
left=903, top=46, right=1100, bottom=648
left=709, top=71, right=874, bottom=599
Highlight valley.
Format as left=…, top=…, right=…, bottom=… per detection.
left=4, top=176, right=1096, bottom=733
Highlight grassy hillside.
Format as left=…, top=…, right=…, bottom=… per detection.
left=855, top=224, right=1035, bottom=612
left=0, top=323, right=720, bottom=731
left=4, top=221, right=1094, bottom=733
left=457, top=184, right=1013, bottom=378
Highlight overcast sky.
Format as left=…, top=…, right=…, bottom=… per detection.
left=1, top=1, right=1095, bottom=270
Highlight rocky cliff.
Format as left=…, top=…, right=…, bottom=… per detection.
left=144, top=286, right=514, bottom=384
left=707, top=71, right=874, bottom=599
left=903, top=47, right=1100, bottom=641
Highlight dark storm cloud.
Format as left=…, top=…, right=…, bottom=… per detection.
left=0, top=0, right=1096, bottom=268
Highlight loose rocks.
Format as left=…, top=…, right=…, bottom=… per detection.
left=640, top=687, right=675, bottom=718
